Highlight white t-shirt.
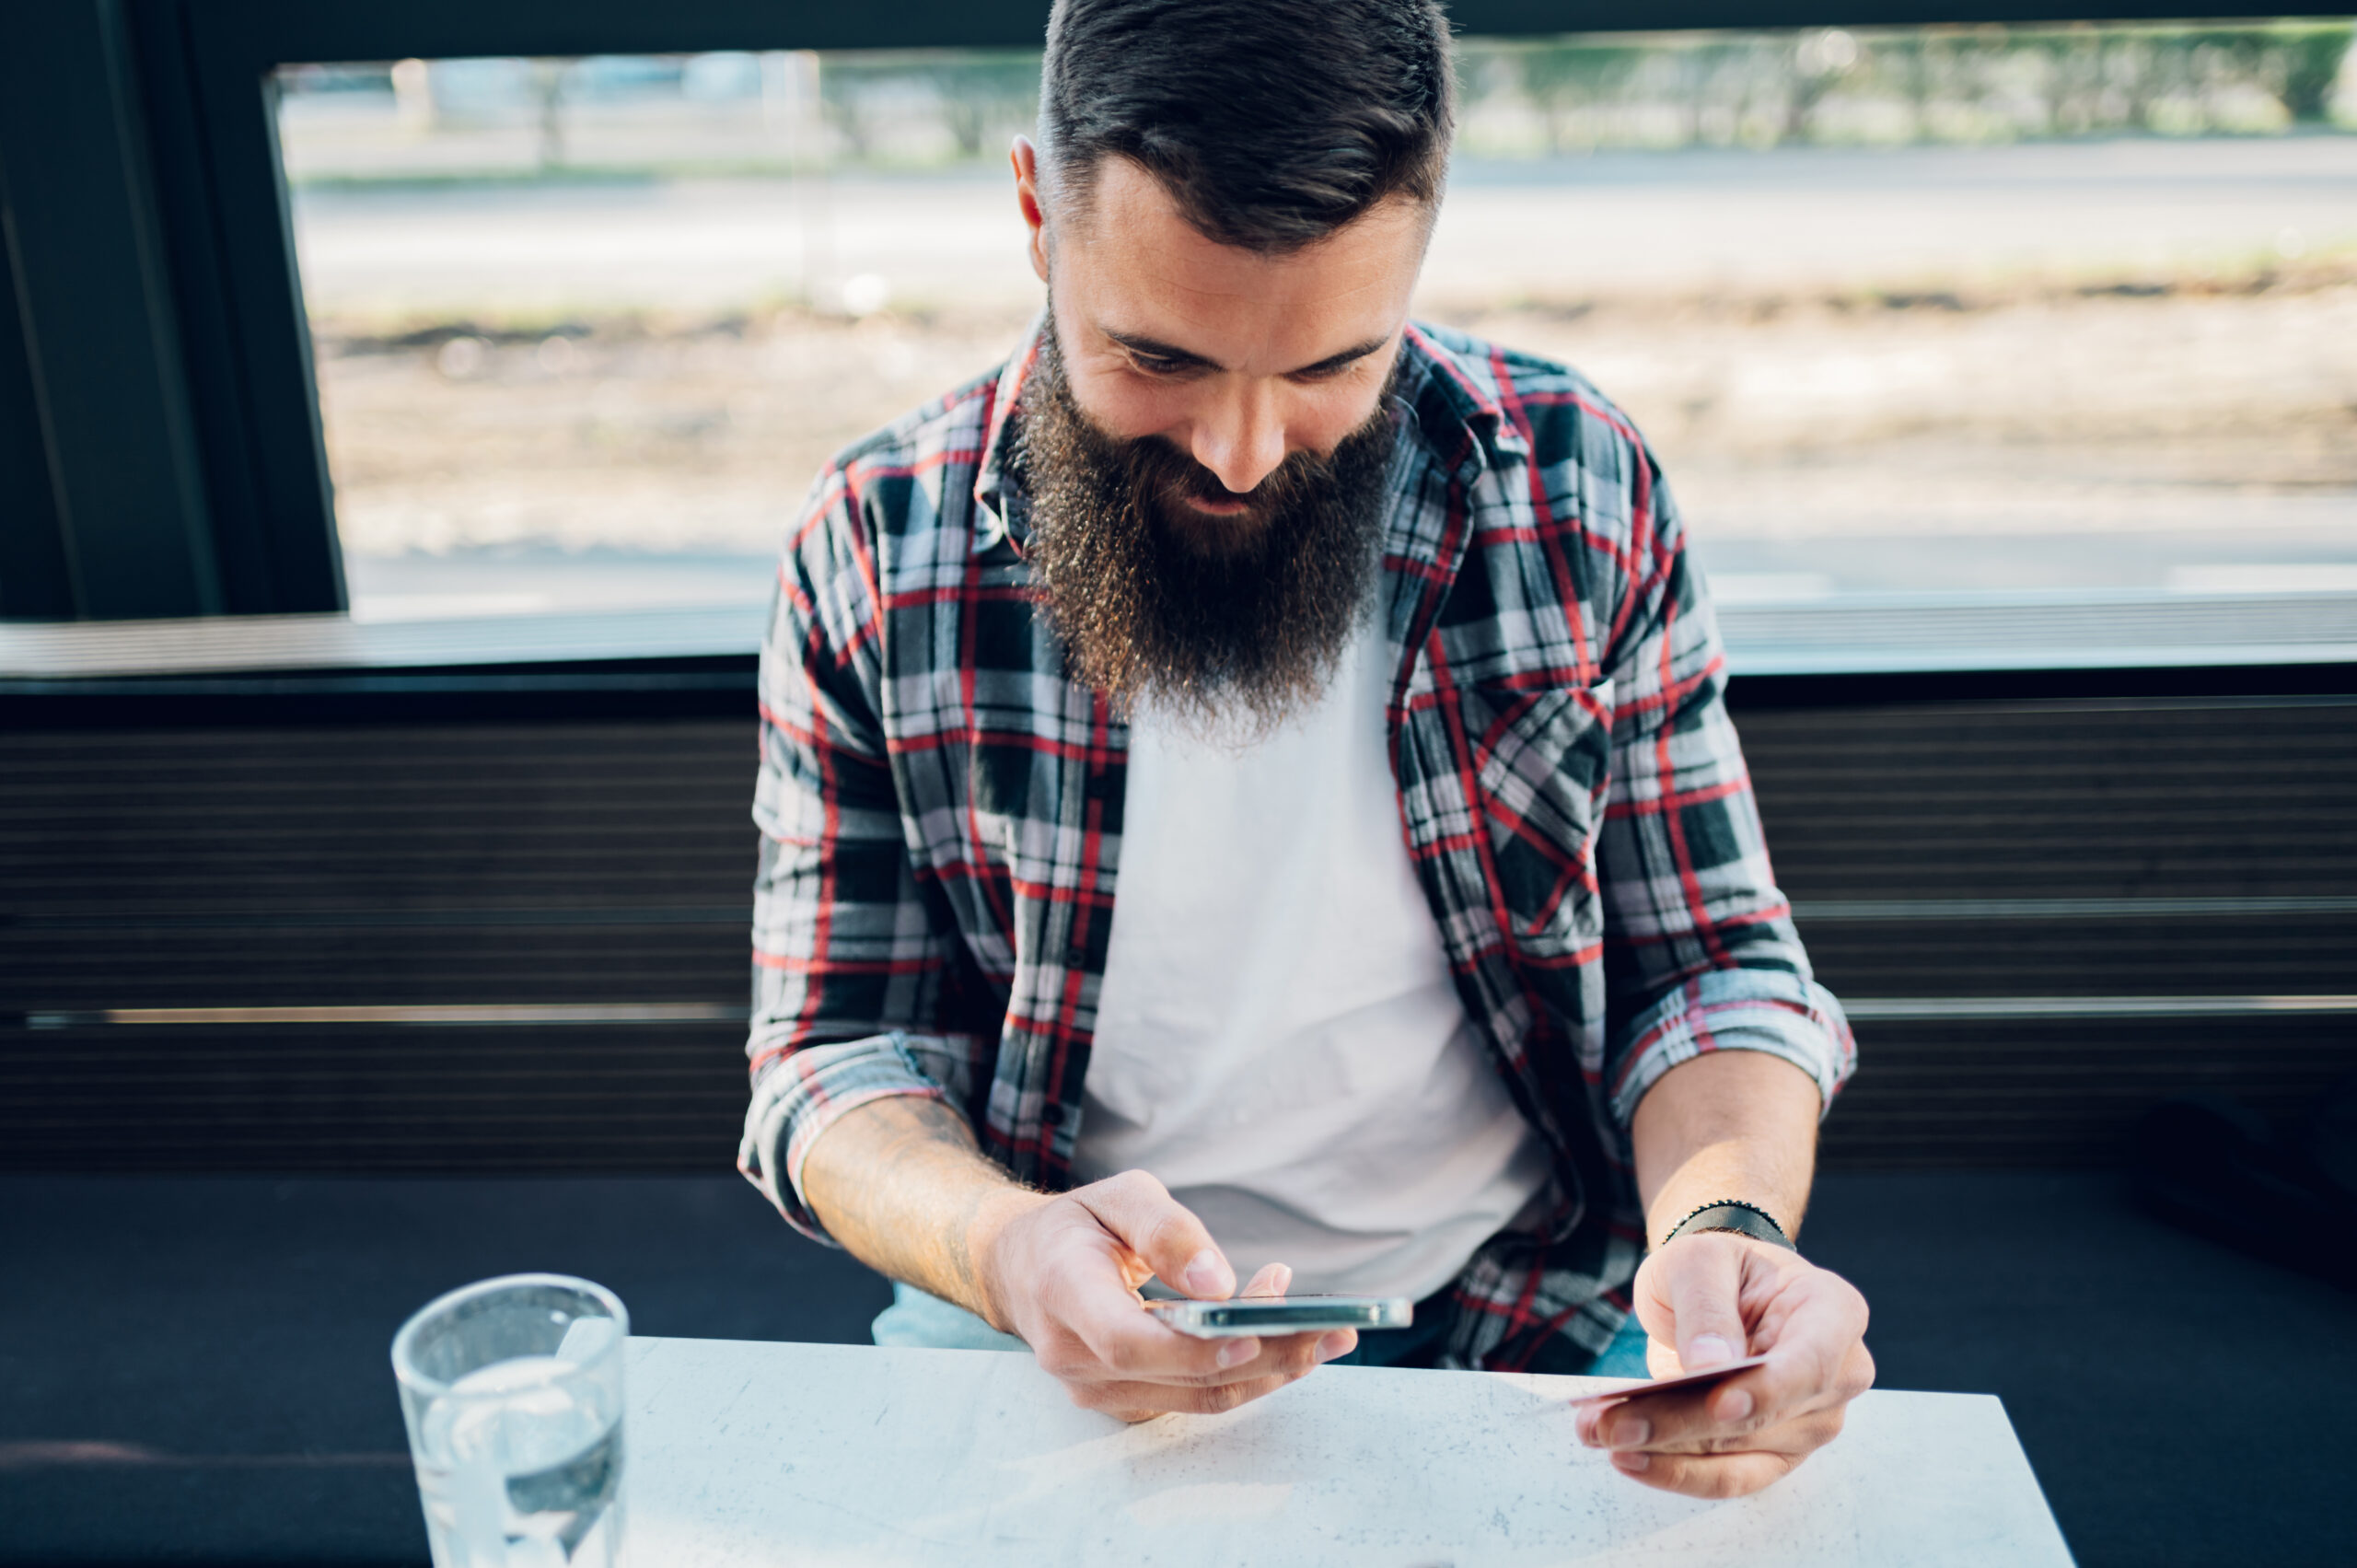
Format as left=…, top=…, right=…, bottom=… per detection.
left=1071, top=618, right=1553, bottom=1300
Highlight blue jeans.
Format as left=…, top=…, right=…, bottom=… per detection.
left=871, top=1281, right=1655, bottom=1375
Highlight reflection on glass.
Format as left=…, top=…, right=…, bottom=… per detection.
left=273, top=25, right=2357, bottom=621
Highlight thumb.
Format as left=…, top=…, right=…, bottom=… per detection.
left=1073, top=1170, right=1237, bottom=1299
left=1660, top=1237, right=1750, bottom=1371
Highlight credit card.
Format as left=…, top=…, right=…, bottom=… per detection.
left=1564, top=1353, right=1773, bottom=1408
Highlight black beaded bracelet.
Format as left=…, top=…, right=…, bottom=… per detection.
left=1663, top=1198, right=1796, bottom=1252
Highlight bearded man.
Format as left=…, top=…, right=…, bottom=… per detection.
left=740, top=0, right=1874, bottom=1499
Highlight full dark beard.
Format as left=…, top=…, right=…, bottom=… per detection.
left=1014, top=325, right=1399, bottom=731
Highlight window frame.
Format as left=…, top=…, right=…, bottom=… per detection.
left=0, top=0, right=2340, bottom=619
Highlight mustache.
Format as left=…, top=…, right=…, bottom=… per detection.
left=1140, top=439, right=1292, bottom=516
left=1079, top=400, right=1399, bottom=558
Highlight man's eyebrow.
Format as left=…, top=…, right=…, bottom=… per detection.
left=1105, top=331, right=1225, bottom=371
left=1101, top=331, right=1393, bottom=377
left=1285, top=335, right=1393, bottom=377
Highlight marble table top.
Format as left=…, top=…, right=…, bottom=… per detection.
left=623, top=1337, right=2073, bottom=1567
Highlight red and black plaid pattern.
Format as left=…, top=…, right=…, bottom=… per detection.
left=740, top=321, right=1855, bottom=1371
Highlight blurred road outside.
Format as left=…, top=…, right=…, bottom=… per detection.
left=282, top=38, right=2357, bottom=621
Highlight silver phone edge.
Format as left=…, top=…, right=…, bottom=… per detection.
left=1144, top=1298, right=1413, bottom=1339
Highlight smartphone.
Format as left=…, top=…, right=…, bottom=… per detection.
left=1144, top=1295, right=1412, bottom=1339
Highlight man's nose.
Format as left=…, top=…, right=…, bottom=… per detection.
left=1190, top=383, right=1287, bottom=496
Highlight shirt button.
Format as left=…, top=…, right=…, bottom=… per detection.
left=1040, top=1103, right=1064, bottom=1127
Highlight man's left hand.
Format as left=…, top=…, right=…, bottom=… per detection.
left=1574, top=1231, right=1875, bottom=1499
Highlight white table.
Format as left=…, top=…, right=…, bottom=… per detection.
left=623, top=1338, right=2073, bottom=1567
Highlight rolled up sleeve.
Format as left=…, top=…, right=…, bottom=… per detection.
left=1607, top=969, right=1854, bottom=1127
left=741, top=1031, right=958, bottom=1241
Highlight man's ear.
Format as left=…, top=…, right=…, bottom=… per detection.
left=1011, top=135, right=1051, bottom=285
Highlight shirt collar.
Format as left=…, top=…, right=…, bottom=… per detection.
left=968, top=315, right=1520, bottom=559
left=1395, top=319, right=1525, bottom=472
left=970, top=318, right=1043, bottom=557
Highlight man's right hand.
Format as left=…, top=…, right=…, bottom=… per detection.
left=978, top=1169, right=1352, bottom=1420
left=800, top=1097, right=1350, bottom=1423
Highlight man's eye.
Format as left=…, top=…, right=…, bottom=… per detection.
left=1129, top=354, right=1189, bottom=376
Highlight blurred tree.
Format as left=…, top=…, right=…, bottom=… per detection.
left=1786, top=28, right=1860, bottom=141
left=920, top=52, right=1040, bottom=159
left=807, top=25, right=2352, bottom=168
left=1664, top=38, right=1751, bottom=146
left=532, top=59, right=565, bottom=170
left=2031, top=28, right=2097, bottom=135
left=818, top=56, right=891, bottom=160
left=1449, top=41, right=1516, bottom=131
left=2102, top=31, right=2159, bottom=132
left=2277, top=22, right=2354, bottom=122
left=1882, top=30, right=1935, bottom=139
left=1519, top=41, right=1645, bottom=152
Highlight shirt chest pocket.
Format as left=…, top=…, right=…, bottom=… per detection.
left=1457, top=678, right=1616, bottom=959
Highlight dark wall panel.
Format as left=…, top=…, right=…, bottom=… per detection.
left=0, top=1022, right=751, bottom=1172
left=1817, top=1014, right=2356, bottom=1170
left=0, top=0, right=222, bottom=619
left=0, top=720, right=751, bottom=914
left=5, top=696, right=2354, bottom=1172
left=0, top=171, right=75, bottom=620
left=1743, top=699, right=2357, bottom=901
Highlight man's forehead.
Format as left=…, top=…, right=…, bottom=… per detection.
left=1056, top=157, right=1430, bottom=333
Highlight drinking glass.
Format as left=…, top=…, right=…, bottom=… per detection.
left=391, top=1274, right=629, bottom=1568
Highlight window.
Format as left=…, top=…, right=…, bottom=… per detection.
left=279, top=50, right=1041, bottom=622
left=271, top=23, right=2357, bottom=623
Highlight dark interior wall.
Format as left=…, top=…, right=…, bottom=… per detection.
left=0, top=175, right=75, bottom=620
left=5, top=686, right=2351, bottom=1174
left=1738, top=696, right=2357, bottom=1162
left=0, top=0, right=226, bottom=621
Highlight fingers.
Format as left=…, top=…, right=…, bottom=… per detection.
left=1582, top=1401, right=1847, bottom=1499
left=1089, top=1371, right=1303, bottom=1421
left=1040, top=1283, right=1334, bottom=1388
left=1072, top=1170, right=1234, bottom=1299
left=1019, top=1174, right=1342, bottom=1420
left=1582, top=1253, right=1875, bottom=1501
left=1580, top=1396, right=1846, bottom=1458
left=1185, top=1329, right=1349, bottom=1388
left=1656, top=1236, right=1749, bottom=1374
left=1605, top=1443, right=1815, bottom=1500
left=1070, top=1330, right=1355, bottom=1418
left=1038, top=1175, right=1235, bottom=1380
left=1646, top=1276, right=1872, bottom=1452
left=1039, top=1270, right=1237, bottom=1383
left=1580, top=1376, right=1765, bottom=1454
left=1750, top=1269, right=1874, bottom=1416
left=1581, top=1332, right=1869, bottom=1457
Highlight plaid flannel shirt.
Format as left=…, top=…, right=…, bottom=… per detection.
left=740, top=319, right=1855, bottom=1371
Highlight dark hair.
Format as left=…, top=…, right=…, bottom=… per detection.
left=1039, top=0, right=1456, bottom=253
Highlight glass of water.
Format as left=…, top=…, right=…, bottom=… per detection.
left=392, top=1274, right=629, bottom=1568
